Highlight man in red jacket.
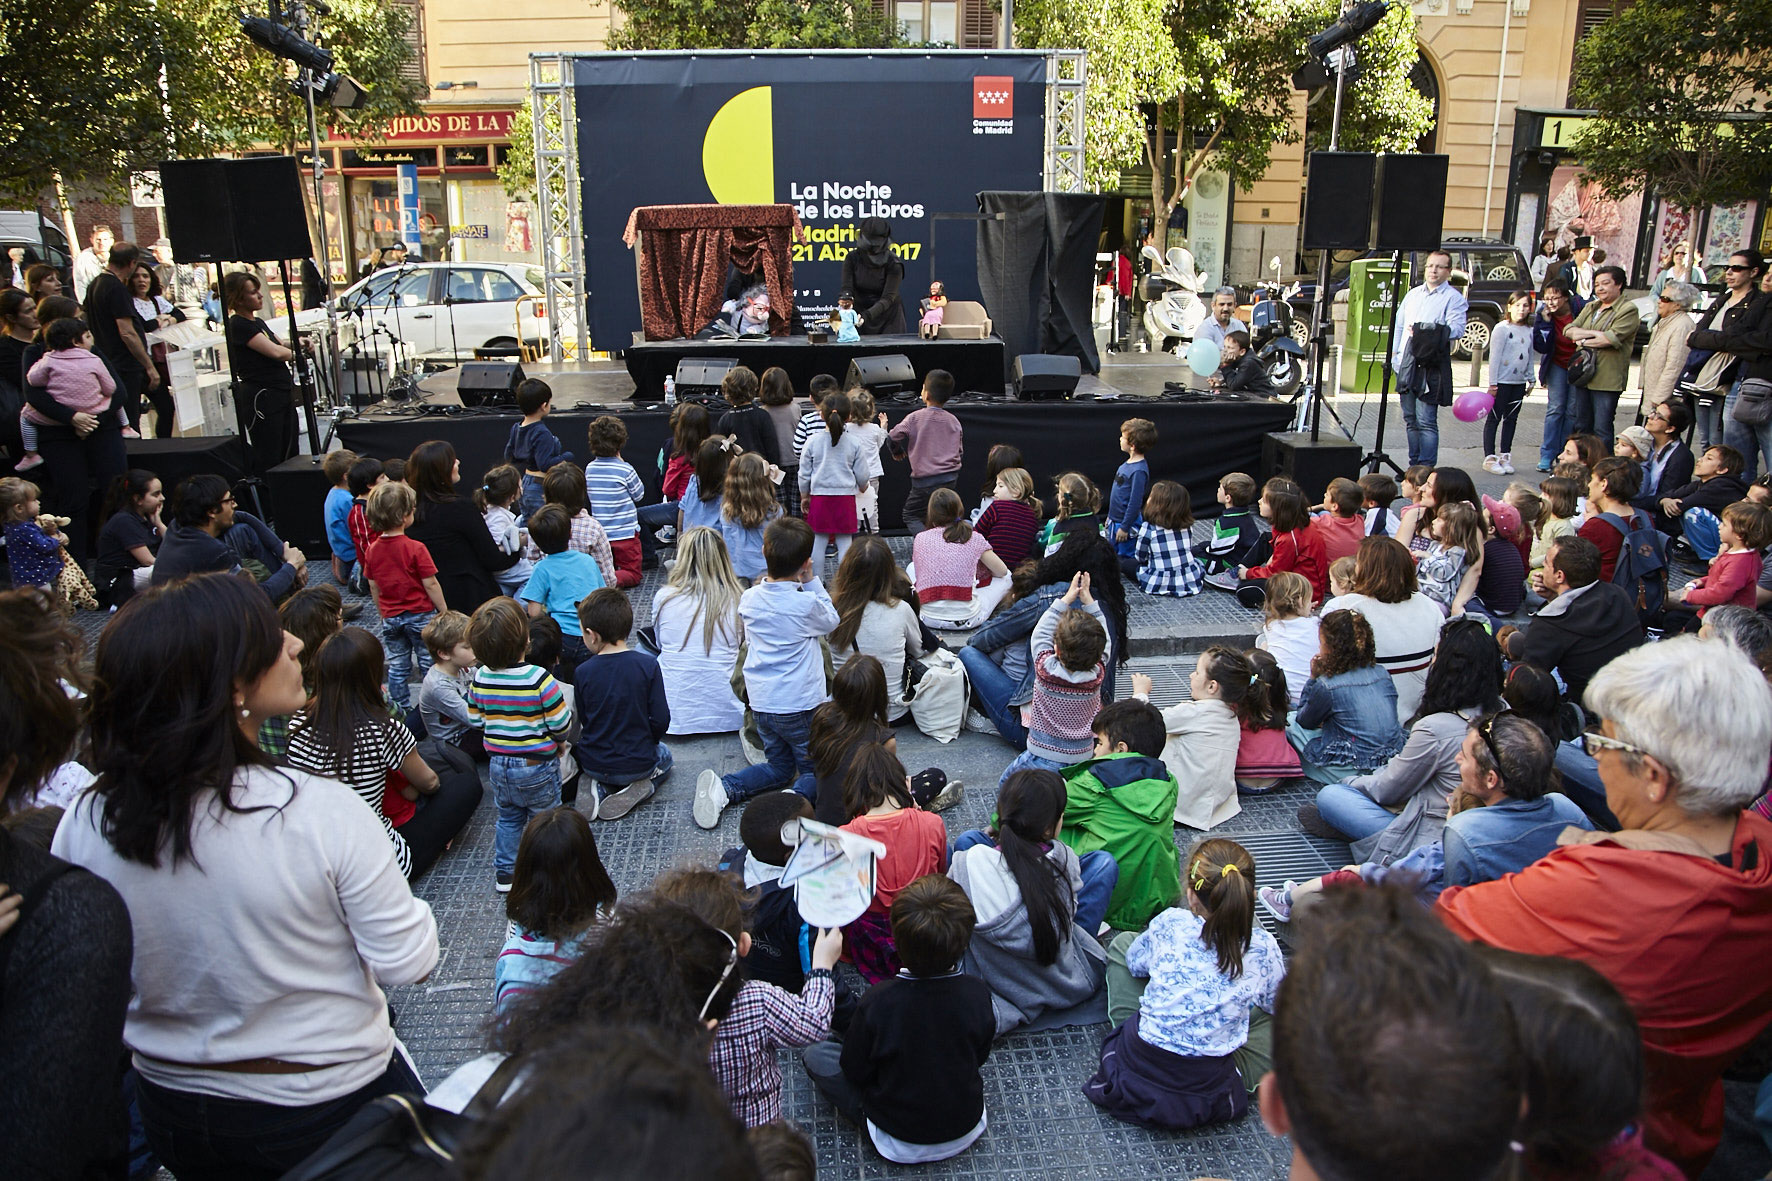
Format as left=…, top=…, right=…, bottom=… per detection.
left=1436, top=637, right=1772, bottom=1177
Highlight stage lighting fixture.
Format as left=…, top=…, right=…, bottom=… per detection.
left=1305, top=1, right=1390, bottom=60
left=240, top=14, right=334, bottom=73
left=318, top=72, right=370, bottom=110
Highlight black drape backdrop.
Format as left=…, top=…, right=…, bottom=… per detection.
left=976, top=191, right=1109, bottom=380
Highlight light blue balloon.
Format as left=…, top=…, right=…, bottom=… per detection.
left=1186, top=337, right=1222, bottom=377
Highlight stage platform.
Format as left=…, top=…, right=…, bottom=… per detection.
left=337, top=391, right=1292, bottom=533
left=624, top=333, right=1007, bottom=398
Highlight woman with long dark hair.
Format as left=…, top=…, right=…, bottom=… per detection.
left=950, top=769, right=1112, bottom=1034
left=222, top=271, right=299, bottom=472
left=958, top=529, right=1130, bottom=745
left=829, top=535, right=923, bottom=724
left=285, top=627, right=482, bottom=879
left=130, top=262, right=182, bottom=436
left=404, top=439, right=519, bottom=611
left=51, top=573, right=439, bottom=1179
left=807, top=654, right=896, bottom=826
left=0, top=589, right=133, bottom=1178
left=0, top=288, right=38, bottom=460
left=1301, top=616, right=1504, bottom=865
left=93, top=467, right=165, bottom=606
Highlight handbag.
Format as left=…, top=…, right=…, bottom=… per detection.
left=1566, top=347, right=1598, bottom=388
left=1678, top=349, right=1735, bottom=397
left=1730, top=378, right=1772, bottom=428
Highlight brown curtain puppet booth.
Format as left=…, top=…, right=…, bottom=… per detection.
left=623, top=204, right=804, bottom=341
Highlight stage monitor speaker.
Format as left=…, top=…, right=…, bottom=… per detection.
left=1302, top=152, right=1377, bottom=251
left=159, top=156, right=313, bottom=263
left=674, top=357, right=738, bottom=398
left=1262, top=430, right=1362, bottom=493
left=263, top=455, right=332, bottom=555
left=1374, top=154, right=1449, bottom=251
left=846, top=354, right=917, bottom=397
left=1012, top=353, right=1082, bottom=401
left=458, top=361, right=525, bottom=407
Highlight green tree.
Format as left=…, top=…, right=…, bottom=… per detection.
left=609, top=0, right=901, bottom=50
left=1569, top=0, right=1772, bottom=228
left=1016, top=0, right=1429, bottom=231
left=1299, top=2, right=1433, bottom=155
left=499, top=102, right=539, bottom=200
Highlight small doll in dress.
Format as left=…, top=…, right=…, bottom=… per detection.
left=918, top=280, right=948, bottom=339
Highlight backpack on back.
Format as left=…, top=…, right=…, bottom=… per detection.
left=1596, top=509, right=1667, bottom=622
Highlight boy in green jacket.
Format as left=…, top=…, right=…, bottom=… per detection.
left=1059, top=698, right=1181, bottom=932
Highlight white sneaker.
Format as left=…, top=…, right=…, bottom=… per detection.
left=693, top=769, right=728, bottom=829
left=1499, top=453, right=1515, bottom=475
left=926, top=779, right=965, bottom=813
left=964, top=707, right=996, bottom=734
left=1482, top=455, right=1501, bottom=474
left=741, top=730, right=767, bottom=766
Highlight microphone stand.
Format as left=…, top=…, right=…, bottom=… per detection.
left=444, top=292, right=462, bottom=367
left=278, top=258, right=323, bottom=455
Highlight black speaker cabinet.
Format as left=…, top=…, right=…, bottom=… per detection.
left=1012, top=353, right=1083, bottom=400
left=1374, top=155, right=1449, bottom=252
left=1262, top=430, right=1363, bottom=493
left=1302, top=152, right=1377, bottom=251
left=674, top=357, right=738, bottom=397
left=160, top=156, right=313, bottom=263
left=846, top=354, right=917, bottom=396
left=263, top=454, right=332, bottom=555
left=458, top=361, right=525, bottom=407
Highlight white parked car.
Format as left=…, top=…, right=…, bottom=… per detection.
left=329, top=261, right=546, bottom=362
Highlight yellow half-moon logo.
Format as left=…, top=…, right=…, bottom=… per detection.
left=702, top=86, right=774, bottom=205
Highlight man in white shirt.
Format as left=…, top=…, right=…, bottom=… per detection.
left=72, top=224, right=113, bottom=301
left=1194, top=287, right=1248, bottom=352
left=1392, top=250, right=1468, bottom=467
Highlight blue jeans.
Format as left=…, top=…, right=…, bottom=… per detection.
left=136, top=1051, right=423, bottom=1181
left=1539, top=363, right=1572, bottom=470
left=956, top=644, right=1028, bottom=749
left=519, top=474, right=545, bottom=522
left=1314, top=782, right=1396, bottom=842
left=1398, top=391, right=1439, bottom=467
left=1723, top=377, right=1772, bottom=480
left=490, top=755, right=563, bottom=875
left=1573, top=386, right=1622, bottom=443
left=723, top=708, right=815, bottom=801
left=637, top=501, right=677, bottom=564
left=582, top=741, right=674, bottom=791
left=1693, top=392, right=1725, bottom=451
left=382, top=610, right=435, bottom=709
left=998, top=749, right=1067, bottom=790
left=953, top=829, right=1121, bottom=936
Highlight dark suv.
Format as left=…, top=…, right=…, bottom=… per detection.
left=1290, top=236, right=1533, bottom=360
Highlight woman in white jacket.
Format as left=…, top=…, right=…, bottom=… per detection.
left=1638, top=280, right=1698, bottom=415
left=53, top=573, right=439, bottom=1179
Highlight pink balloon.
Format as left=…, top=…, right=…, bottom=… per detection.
left=1452, top=389, right=1494, bottom=423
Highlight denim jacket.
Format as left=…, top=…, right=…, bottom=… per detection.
left=1441, top=793, right=1591, bottom=887
left=1294, top=664, right=1406, bottom=771
left=966, top=581, right=1122, bottom=707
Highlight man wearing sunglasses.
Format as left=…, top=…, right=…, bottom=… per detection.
left=1501, top=536, right=1643, bottom=704
left=1437, top=637, right=1772, bottom=1177
left=1441, top=711, right=1591, bottom=887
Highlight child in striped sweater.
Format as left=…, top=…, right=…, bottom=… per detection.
left=997, top=572, right=1111, bottom=789
left=466, top=597, right=576, bottom=893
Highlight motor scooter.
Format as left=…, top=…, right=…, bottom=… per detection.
left=1139, top=245, right=1209, bottom=354
left=1249, top=283, right=1305, bottom=399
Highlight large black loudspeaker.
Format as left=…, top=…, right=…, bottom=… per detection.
left=1262, top=430, right=1363, bottom=491
left=1374, top=154, right=1449, bottom=251
left=846, top=354, right=917, bottom=397
left=1012, top=353, right=1082, bottom=400
left=263, top=455, right=332, bottom=555
left=160, top=157, right=313, bottom=263
left=674, top=357, right=738, bottom=398
left=1301, top=152, right=1377, bottom=251
left=458, top=361, right=525, bottom=407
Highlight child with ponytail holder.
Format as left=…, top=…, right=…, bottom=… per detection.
left=1234, top=649, right=1300, bottom=792
left=476, top=464, right=534, bottom=597
left=797, top=389, right=873, bottom=572
left=1085, top=837, right=1285, bottom=1130
left=1131, top=645, right=1249, bottom=830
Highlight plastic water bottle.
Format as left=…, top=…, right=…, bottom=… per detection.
left=663, top=375, right=676, bottom=407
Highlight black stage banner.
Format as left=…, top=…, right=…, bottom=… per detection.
left=572, top=51, right=1048, bottom=351
left=339, top=397, right=1293, bottom=533
left=624, top=334, right=1005, bottom=400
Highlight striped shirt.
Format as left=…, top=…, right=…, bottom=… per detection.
left=586, top=457, right=645, bottom=540
left=285, top=714, right=416, bottom=876
left=793, top=410, right=823, bottom=462
left=976, top=499, right=1040, bottom=567
left=466, top=663, right=573, bottom=758
left=1025, top=599, right=1110, bottom=765
left=493, top=918, right=600, bottom=1013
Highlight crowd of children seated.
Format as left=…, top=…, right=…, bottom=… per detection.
left=9, top=353, right=1772, bottom=1181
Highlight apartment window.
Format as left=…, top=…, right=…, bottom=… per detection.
left=390, top=0, right=426, bottom=88
left=894, top=0, right=958, bottom=45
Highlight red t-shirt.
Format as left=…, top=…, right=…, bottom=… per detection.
left=1577, top=515, right=1625, bottom=583
left=841, top=808, right=949, bottom=916
left=1308, top=512, right=1366, bottom=565
left=364, top=532, right=438, bottom=616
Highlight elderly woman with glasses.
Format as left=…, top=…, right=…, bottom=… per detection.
left=1639, top=279, right=1699, bottom=416
left=1437, top=636, right=1772, bottom=1178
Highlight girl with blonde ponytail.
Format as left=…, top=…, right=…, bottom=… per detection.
left=1083, top=837, right=1286, bottom=1131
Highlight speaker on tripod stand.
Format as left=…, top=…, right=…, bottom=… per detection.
left=1365, top=153, right=1449, bottom=477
